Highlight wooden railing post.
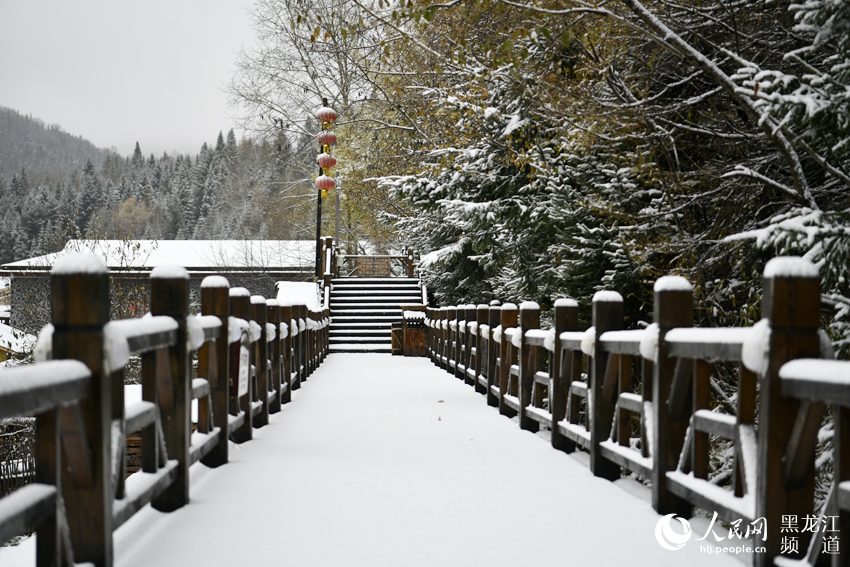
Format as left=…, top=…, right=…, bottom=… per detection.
left=425, top=307, right=433, bottom=360
left=250, top=295, right=270, bottom=427
left=281, top=303, right=296, bottom=395
left=651, top=278, right=693, bottom=515
left=50, top=254, right=112, bottom=566
left=200, top=276, right=230, bottom=468
left=498, top=303, right=518, bottom=417
left=437, top=308, right=447, bottom=368
left=757, top=258, right=821, bottom=566
left=474, top=304, right=488, bottom=394
left=229, top=288, right=253, bottom=442
left=518, top=302, right=541, bottom=432
left=551, top=298, right=578, bottom=452
left=323, top=237, right=334, bottom=287
left=444, top=306, right=455, bottom=372
left=267, top=299, right=282, bottom=414
left=295, top=304, right=307, bottom=383
left=453, top=306, right=463, bottom=379
left=464, top=305, right=477, bottom=386
left=590, top=292, right=622, bottom=481
left=486, top=300, right=501, bottom=407
left=405, top=248, right=415, bottom=278
left=150, top=266, right=191, bottom=512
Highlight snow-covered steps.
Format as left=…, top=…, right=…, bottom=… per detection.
left=328, top=277, right=425, bottom=353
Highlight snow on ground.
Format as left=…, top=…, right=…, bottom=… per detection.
left=3, top=354, right=744, bottom=566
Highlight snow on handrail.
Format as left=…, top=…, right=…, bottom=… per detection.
left=0, top=360, right=91, bottom=418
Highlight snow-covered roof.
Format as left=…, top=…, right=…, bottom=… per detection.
left=0, top=322, right=36, bottom=354
left=2, top=239, right=315, bottom=271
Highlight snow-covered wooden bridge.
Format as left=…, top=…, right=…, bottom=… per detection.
left=1, top=251, right=849, bottom=567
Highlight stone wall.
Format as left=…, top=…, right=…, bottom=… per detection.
left=353, top=257, right=392, bottom=278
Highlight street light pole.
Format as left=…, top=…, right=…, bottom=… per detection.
left=315, top=97, right=328, bottom=279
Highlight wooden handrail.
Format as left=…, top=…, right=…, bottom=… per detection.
left=0, top=254, right=331, bottom=566
left=425, top=256, right=841, bottom=567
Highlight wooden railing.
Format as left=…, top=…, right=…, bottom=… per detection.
left=425, top=257, right=847, bottom=567
left=320, top=237, right=415, bottom=283
left=0, top=253, right=330, bottom=566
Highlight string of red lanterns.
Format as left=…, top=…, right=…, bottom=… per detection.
left=315, top=105, right=337, bottom=198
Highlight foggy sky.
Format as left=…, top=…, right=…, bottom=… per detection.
left=0, top=0, right=256, bottom=156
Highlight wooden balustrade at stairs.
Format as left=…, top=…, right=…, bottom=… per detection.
left=0, top=253, right=330, bottom=567
left=425, top=257, right=850, bottom=567
left=319, top=237, right=427, bottom=353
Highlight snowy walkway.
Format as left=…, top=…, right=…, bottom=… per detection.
left=4, top=354, right=744, bottom=566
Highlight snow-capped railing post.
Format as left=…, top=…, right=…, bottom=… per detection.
left=266, top=300, right=282, bottom=415
left=474, top=304, right=488, bottom=395
left=518, top=302, right=541, bottom=433
left=251, top=296, right=270, bottom=428
left=464, top=305, right=476, bottom=387
left=589, top=292, right=623, bottom=481
left=651, top=279, right=693, bottom=516
left=281, top=303, right=296, bottom=395
left=150, top=266, right=191, bottom=512
left=229, top=288, right=253, bottom=443
left=757, top=258, right=821, bottom=566
left=485, top=300, right=501, bottom=407
left=50, top=254, right=113, bottom=566
left=498, top=304, right=518, bottom=418
left=199, top=276, right=230, bottom=468
left=551, top=299, right=579, bottom=452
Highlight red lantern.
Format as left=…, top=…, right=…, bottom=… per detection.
left=317, top=131, right=337, bottom=146
left=316, top=153, right=337, bottom=170
left=316, top=106, right=337, bottom=124
left=315, top=175, right=336, bottom=192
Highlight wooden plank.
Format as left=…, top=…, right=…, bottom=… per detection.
left=783, top=401, right=825, bottom=489
left=599, top=441, right=652, bottom=478
left=692, top=410, right=736, bottom=438
left=112, top=461, right=179, bottom=530
left=533, top=370, right=549, bottom=386
left=0, top=360, right=90, bottom=418
left=598, top=330, right=643, bottom=356
left=617, top=392, right=642, bottom=415
left=124, top=402, right=157, bottom=436
left=693, top=359, right=711, bottom=480
left=524, top=405, right=552, bottom=428
left=0, top=483, right=56, bottom=544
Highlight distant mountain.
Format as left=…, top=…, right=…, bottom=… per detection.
left=0, top=106, right=110, bottom=181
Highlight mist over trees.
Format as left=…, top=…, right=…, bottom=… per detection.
left=0, top=106, right=109, bottom=182
left=0, top=118, right=319, bottom=264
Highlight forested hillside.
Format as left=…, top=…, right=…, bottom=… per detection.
left=0, top=128, right=319, bottom=265
left=0, top=106, right=109, bottom=181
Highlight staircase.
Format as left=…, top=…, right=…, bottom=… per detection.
left=329, top=277, right=424, bottom=353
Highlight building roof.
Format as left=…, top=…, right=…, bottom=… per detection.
left=1, top=239, right=316, bottom=273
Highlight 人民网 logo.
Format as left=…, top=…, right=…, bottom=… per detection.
left=654, top=514, right=692, bottom=551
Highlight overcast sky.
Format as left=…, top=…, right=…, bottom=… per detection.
left=0, top=0, right=256, bottom=156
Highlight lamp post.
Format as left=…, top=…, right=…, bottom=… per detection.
left=314, top=97, right=337, bottom=278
